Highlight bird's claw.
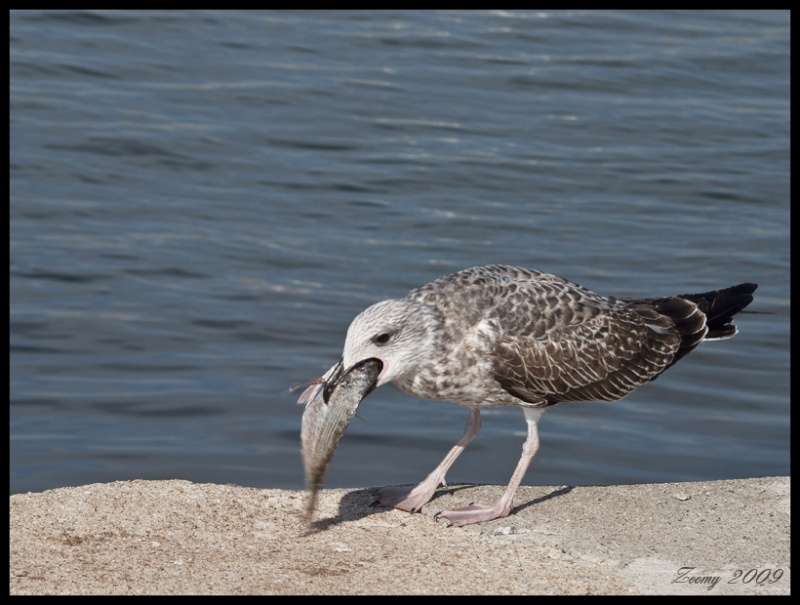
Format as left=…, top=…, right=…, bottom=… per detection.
left=435, top=502, right=511, bottom=527
left=376, top=483, right=438, bottom=513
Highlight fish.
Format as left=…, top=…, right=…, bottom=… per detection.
left=299, top=358, right=382, bottom=522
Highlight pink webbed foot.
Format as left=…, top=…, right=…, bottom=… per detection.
left=376, top=408, right=482, bottom=515
left=436, top=501, right=512, bottom=527
left=377, top=482, right=440, bottom=513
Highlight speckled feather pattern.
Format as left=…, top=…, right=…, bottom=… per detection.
left=305, top=265, right=755, bottom=526
left=347, top=265, right=754, bottom=409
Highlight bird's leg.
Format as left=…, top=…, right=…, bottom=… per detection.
left=377, top=407, right=481, bottom=513
left=437, top=407, right=544, bottom=527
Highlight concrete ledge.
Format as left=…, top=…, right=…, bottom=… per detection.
left=10, top=477, right=789, bottom=595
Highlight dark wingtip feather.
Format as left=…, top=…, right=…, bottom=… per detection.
left=680, top=282, right=757, bottom=339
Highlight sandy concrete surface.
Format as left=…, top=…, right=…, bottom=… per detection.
left=9, top=477, right=789, bottom=595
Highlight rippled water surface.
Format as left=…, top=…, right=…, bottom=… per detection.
left=10, top=10, right=789, bottom=495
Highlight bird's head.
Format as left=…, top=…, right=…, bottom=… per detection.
left=322, top=298, right=441, bottom=402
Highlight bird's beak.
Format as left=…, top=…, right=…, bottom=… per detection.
left=322, top=358, right=345, bottom=403
left=323, top=357, right=381, bottom=403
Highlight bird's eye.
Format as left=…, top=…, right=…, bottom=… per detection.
left=373, top=333, right=392, bottom=345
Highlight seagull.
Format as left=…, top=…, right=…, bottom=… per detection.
left=309, top=265, right=757, bottom=526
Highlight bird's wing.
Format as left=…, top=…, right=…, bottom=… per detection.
left=491, top=297, right=682, bottom=405
left=408, top=265, right=686, bottom=405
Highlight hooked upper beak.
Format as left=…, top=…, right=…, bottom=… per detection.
left=322, top=357, right=382, bottom=403
left=322, top=358, right=345, bottom=403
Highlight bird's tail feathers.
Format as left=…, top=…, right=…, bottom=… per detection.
left=679, top=282, right=758, bottom=340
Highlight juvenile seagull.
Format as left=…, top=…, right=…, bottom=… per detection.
left=305, top=265, right=756, bottom=527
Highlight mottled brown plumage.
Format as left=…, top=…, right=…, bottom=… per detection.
left=305, top=265, right=756, bottom=526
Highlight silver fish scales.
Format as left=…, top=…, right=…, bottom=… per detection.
left=299, top=359, right=381, bottom=522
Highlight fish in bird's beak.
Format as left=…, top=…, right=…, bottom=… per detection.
left=322, top=358, right=344, bottom=403
left=299, top=358, right=382, bottom=523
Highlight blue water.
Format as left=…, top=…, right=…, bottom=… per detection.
left=10, top=10, right=789, bottom=496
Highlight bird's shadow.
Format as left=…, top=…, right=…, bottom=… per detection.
left=301, top=483, right=574, bottom=535
left=509, top=484, right=574, bottom=516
